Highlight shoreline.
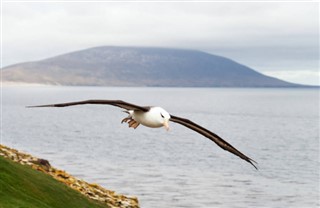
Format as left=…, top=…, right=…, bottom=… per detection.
left=1, top=81, right=52, bottom=87
left=1, top=81, right=319, bottom=88
left=0, top=144, right=139, bottom=208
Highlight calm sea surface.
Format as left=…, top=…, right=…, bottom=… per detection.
left=2, top=86, right=319, bottom=207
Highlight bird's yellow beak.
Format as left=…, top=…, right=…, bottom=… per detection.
left=163, top=120, right=170, bottom=131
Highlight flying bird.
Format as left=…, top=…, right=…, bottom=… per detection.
left=28, top=99, right=257, bottom=169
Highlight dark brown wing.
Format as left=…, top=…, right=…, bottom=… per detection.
left=27, top=100, right=150, bottom=112
left=170, top=115, right=257, bottom=169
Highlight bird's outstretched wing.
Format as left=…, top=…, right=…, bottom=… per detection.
left=170, top=115, right=258, bottom=169
left=27, top=100, right=150, bottom=112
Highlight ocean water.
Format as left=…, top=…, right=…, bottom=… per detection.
left=2, top=86, right=319, bottom=208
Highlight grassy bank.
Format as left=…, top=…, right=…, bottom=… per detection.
left=0, top=156, right=108, bottom=208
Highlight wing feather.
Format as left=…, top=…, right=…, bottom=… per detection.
left=170, top=115, right=257, bottom=169
left=27, top=100, right=150, bottom=112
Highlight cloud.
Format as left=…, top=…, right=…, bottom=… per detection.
left=2, top=2, right=319, bottom=85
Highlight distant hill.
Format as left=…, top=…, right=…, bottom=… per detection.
left=2, top=46, right=303, bottom=87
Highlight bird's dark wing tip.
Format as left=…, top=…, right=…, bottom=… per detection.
left=248, top=159, right=258, bottom=170
left=26, top=104, right=56, bottom=108
left=26, top=105, right=37, bottom=108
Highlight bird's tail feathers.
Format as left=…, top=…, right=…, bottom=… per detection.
left=123, top=110, right=134, bottom=115
left=123, top=110, right=130, bottom=114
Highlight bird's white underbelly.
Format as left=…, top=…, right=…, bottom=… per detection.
left=132, top=111, right=163, bottom=128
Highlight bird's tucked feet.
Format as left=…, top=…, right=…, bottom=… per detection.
left=121, top=117, right=140, bottom=129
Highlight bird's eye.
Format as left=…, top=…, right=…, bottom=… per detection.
left=160, top=113, right=164, bottom=118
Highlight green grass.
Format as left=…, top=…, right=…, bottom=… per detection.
left=0, top=156, right=108, bottom=208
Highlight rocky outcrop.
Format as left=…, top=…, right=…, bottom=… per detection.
left=0, top=144, right=139, bottom=208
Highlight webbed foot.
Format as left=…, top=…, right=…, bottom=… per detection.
left=121, top=116, right=140, bottom=129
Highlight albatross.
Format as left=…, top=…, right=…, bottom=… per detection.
left=28, top=99, right=257, bottom=169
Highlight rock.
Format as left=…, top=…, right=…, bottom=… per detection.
left=36, top=158, right=51, bottom=168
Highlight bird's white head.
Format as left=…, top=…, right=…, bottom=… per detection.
left=152, top=107, right=171, bottom=131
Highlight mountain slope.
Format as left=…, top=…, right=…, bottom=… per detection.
left=2, top=46, right=300, bottom=87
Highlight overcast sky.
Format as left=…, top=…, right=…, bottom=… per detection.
left=2, top=1, right=319, bottom=85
